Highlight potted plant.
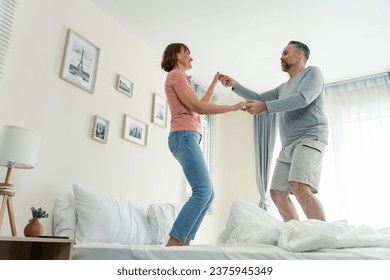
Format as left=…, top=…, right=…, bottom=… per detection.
left=24, top=207, right=49, bottom=237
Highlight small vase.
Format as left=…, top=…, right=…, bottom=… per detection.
left=24, top=218, right=44, bottom=237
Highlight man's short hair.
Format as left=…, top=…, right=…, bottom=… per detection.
left=289, top=41, right=310, bottom=62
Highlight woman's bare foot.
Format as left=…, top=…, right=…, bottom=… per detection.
left=166, top=236, right=182, bottom=247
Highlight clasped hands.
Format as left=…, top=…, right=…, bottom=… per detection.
left=218, top=74, right=267, bottom=115
left=242, top=100, right=267, bottom=115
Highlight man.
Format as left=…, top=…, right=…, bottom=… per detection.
left=220, top=41, right=328, bottom=221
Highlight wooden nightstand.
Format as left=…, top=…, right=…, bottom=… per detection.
left=0, top=236, right=73, bottom=260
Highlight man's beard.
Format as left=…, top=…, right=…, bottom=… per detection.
left=281, top=61, right=290, bottom=72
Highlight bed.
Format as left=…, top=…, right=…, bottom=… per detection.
left=53, top=185, right=390, bottom=260
left=71, top=242, right=390, bottom=260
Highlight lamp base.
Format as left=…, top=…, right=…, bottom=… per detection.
left=0, top=189, right=15, bottom=195
left=0, top=183, right=14, bottom=193
left=0, top=167, right=17, bottom=236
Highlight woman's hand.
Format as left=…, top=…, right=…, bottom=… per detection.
left=212, top=72, right=221, bottom=84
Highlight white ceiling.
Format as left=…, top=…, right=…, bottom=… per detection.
left=90, top=0, right=390, bottom=102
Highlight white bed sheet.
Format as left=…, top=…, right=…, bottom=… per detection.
left=71, top=243, right=390, bottom=260
left=69, top=199, right=390, bottom=260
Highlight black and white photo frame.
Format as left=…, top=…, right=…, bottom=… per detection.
left=122, top=114, right=148, bottom=146
left=116, top=74, right=134, bottom=97
left=60, top=29, right=100, bottom=93
left=92, top=115, right=109, bottom=143
left=152, top=93, right=167, bottom=128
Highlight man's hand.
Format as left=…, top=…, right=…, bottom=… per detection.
left=232, top=101, right=250, bottom=111
left=245, top=100, right=267, bottom=115
left=218, top=74, right=237, bottom=88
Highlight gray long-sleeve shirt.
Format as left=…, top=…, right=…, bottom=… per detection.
left=233, top=66, right=328, bottom=147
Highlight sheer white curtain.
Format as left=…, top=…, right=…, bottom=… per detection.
left=321, top=73, right=390, bottom=228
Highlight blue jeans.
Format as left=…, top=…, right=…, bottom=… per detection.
left=168, top=131, right=214, bottom=243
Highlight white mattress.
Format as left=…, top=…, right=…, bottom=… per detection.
left=71, top=243, right=390, bottom=260
left=70, top=200, right=390, bottom=260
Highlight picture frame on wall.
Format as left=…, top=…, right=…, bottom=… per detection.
left=60, top=29, right=100, bottom=93
left=152, top=93, right=167, bottom=128
left=91, top=115, right=109, bottom=143
left=116, top=74, right=134, bottom=97
left=122, top=114, right=148, bottom=146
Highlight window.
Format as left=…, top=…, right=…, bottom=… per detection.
left=320, top=73, right=390, bottom=227
left=0, top=0, right=17, bottom=79
left=183, top=77, right=216, bottom=214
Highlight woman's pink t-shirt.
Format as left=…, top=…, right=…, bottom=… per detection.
left=165, top=69, right=202, bottom=133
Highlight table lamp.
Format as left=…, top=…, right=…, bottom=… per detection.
left=0, top=125, right=41, bottom=236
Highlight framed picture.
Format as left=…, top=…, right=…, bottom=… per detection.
left=152, top=93, right=167, bottom=128
left=116, top=74, right=134, bottom=97
left=91, top=115, right=109, bottom=143
left=122, top=114, right=148, bottom=146
left=60, top=29, right=100, bottom=93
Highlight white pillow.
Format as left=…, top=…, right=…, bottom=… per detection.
left=53, top=197, right=76, bottom=240
left=147, top=203, right=183, bottom=244
left=217, top=199, right=281, bottom=245
left=73, top=184, right=153, bottom=245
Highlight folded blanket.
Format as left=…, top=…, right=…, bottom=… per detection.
left=278, top=219, right=390, bottom=251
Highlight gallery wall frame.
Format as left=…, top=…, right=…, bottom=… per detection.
left=60, top=29, right=100, bottom=93
left=122, top=114, right=148, bottom=147
left=151, top=93, right=167, bottom=128
left=91, top=115, right=109, bottom=143
left=116, top=74, right=134, bottom=97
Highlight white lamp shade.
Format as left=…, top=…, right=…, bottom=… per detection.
left=0, top=125, right=41, bottom=169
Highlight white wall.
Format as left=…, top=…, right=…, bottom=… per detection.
left=0, top=0, right=183, bottom=236
left=0, top=0, right=258, bottom=244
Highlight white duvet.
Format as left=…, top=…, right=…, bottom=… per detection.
left=217, top=199, right=390, bottom=252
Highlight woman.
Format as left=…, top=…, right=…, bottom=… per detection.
left=161, top=43, right=247, bottom=246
